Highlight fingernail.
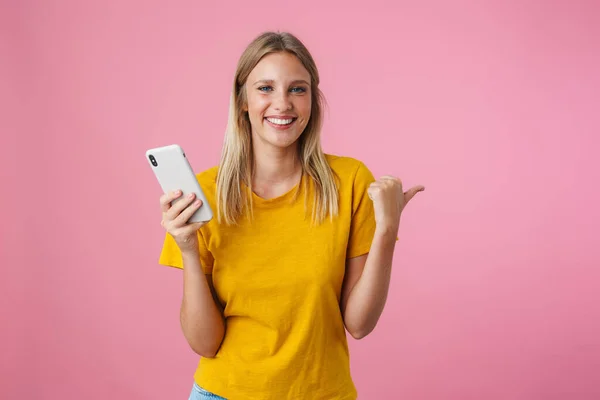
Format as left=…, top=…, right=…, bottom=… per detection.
left=188, top=193, right=194, bottom=199
left=194, top=200, right=201, bottom=206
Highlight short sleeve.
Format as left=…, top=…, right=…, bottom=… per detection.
left=346, top=161, right=377, bottom=259
left=158, top=229, right=214, bottom=274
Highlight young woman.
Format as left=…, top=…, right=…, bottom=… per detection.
left=157, top=31, right=424, bottom=400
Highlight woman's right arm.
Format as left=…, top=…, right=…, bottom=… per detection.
left=180, top=249, right=225, bottom=358
left=160, top=190, right=225, bottom=358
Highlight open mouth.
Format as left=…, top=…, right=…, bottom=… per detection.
left=265, top=117, right=297, bottom=128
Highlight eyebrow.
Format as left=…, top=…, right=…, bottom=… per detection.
left=253, top=79, right=310, bottom=86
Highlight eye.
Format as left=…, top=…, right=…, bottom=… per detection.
left=258, top=86, right=273, bottom=92
left=290, top=87, right=307, bottom=93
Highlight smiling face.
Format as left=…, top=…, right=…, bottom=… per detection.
left=244, top=51, right=312, bottom=151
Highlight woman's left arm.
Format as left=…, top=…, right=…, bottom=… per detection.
left=340, top=176, right=424, bottom=339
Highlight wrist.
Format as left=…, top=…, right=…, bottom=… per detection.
left=181, top=247, right=200, bottom=260
left=374, top=223, right=399, bottom=240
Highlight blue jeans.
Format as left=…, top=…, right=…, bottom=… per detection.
left=188, top=382, right=227, bottom=400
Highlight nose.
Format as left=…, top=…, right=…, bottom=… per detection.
left=273, top=91, right=292, bottom=111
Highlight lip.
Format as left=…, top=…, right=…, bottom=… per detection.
left=265, top=115, right=297, bottom=119
left=264, top=116, right=297, bottom=130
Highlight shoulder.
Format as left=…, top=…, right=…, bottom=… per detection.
left=195, top=165, right=219, bottom=189
left=324, top=153, right=375, bottom=184
left=194, top=165, right=219, bottom=206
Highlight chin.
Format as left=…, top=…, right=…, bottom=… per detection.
left=268, top=137, right=300, bottom=149
left=261, top=130, right=302, bottom=148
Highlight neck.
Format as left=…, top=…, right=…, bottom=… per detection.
left=252, top=144, right=302, bottom=185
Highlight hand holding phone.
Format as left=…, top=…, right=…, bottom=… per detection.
left=146, top=144, right=213, bottom=252
left=159, top=189, right=207, bottom=253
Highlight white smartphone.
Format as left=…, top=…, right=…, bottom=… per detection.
left=146, top=144, right=213, bottom=223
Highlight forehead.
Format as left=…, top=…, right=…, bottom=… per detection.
left=248, top=52, right=311, bottom=83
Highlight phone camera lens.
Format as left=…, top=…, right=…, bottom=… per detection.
left=149, top=154, right=158, bottom=167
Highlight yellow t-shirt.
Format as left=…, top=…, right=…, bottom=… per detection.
left=158, top=154, right=377, bottom=400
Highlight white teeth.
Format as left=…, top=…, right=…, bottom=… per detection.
left=266, top=117, right=294, bottom=125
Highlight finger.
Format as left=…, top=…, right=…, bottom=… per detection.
left=379, top=175, right=401, bottom=183
left=166, top=192, right=196, bottom=220
left=367, top=185, right=379, bottom=200
left=175, top=220, right=206, bottom=240
left=190, top=221, right=206, bottom=230
left=173, top=198, right=203, bottom=226
left=404, top=185, right=425, bottom=203
left=379, top=176, right=402, bottom=191
left=160, top=190, right=182, bottom=213
left=184, top=221, right=206, bottom=235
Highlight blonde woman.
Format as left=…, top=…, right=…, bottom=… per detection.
left=158, top=31, right=424, bottom=400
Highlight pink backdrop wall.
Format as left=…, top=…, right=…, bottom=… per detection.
left=2, top=1, right=599, bottom=399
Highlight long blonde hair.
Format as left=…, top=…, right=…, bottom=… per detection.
left=216, top=31, right=339, bottom=225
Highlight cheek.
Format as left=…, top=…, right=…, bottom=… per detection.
left=298, top=98, right=312, bottom=120
left=247, top=94, right=268, bottom=119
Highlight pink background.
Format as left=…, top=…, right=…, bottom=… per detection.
left=2, top=0, right=600, bottom=399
